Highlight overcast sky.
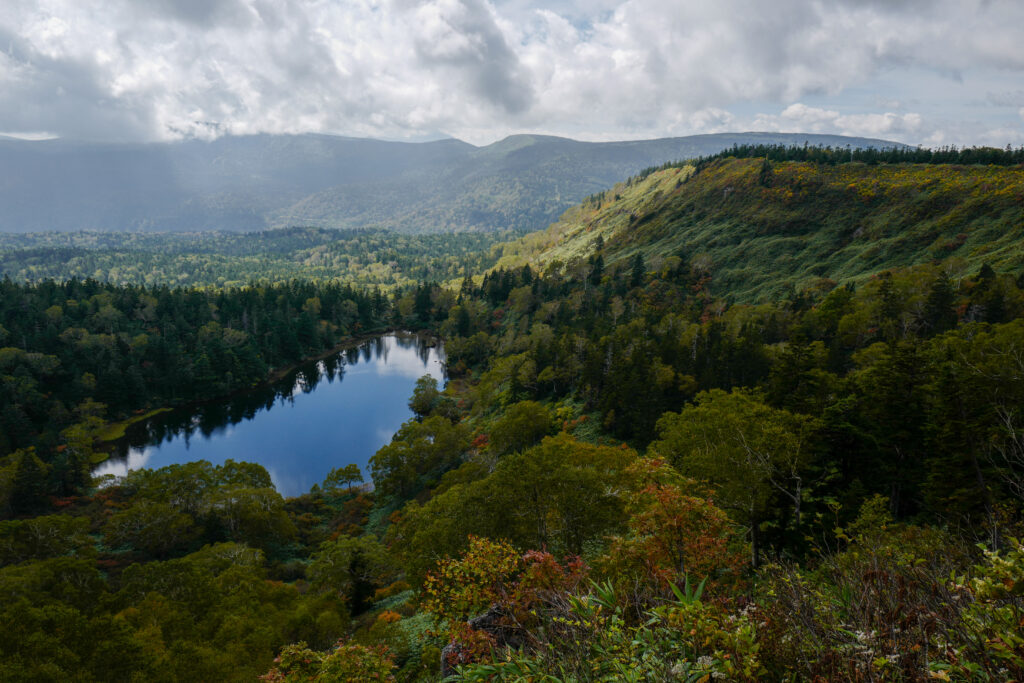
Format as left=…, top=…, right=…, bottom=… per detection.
left=2, top=0, right=1023, bottom=146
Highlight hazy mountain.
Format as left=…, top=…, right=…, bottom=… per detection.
left=0, top=132, right=903, bottom=234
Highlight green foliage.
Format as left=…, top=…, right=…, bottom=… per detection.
left=0, top=514, right=92, bottom=566
left=420, top=535, right=523, bottom=627
left=93, top=460, right=299, bottom=562
left=261, top=640, right=397, bottom=682
left=496, top=157, right=1024, bottom=302
left=369, top=415, right=470, bottom=501
left=651, top=388, right=818, bottom=564
left=457, top=579, right=764, bottom=682
left=487, top=400, right=553, bottom=455
left=0, top=449, right=51, bottom=516
left=308, top=534, right=395, bottom=614
left=322, top=464, right=363, bottom=493
left=958, top=539, right=1024, bottom=676
left=0, top=227, right=517, bottom=289
left=408, top=374, right=441, bottom=419
left=0, top=541, right=351, bottom=682
left=102, top=500, right=200, bottom=559
left=688, top=141, right=1024, bottom=169
left=390, top=434, right=636, bottom=583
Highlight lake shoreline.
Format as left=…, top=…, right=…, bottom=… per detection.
left=92, top=330, right=447, bottom=496
left=93, top=327, right=440, bottom=463
left=262, top=327, right=437, bottom=385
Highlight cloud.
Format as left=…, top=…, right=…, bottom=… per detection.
left=143, top=0, right=253, bottom=27
left=754, top=103, right=924, bottom=140
left=0, top=0, right=1022, bottom=144
left=413, top=0, right=533, bottom=113
left=988, top=90, right=1024, bottom=107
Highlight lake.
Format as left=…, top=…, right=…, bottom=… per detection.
left=94, top=333, right=445, bottom=497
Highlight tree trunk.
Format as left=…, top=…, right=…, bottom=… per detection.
left=750, top=515, right=760, bottom=569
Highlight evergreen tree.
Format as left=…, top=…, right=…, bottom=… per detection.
left=923, top=272, right=957, bottom=334
left=630, top=253, right=645, bottom=289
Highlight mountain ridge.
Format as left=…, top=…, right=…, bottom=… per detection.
left=0, top=131, right=903, bottom=234
left=493, top=153, right=1024, bottom=302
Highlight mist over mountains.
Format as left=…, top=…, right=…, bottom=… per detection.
left=0, top=132, right=901, bottom=234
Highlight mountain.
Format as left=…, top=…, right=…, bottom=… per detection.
left=493, top=152, right=1024, bottom=301
left=0, top=132, right=902, bottom=234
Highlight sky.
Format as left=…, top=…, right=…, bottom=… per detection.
left=2, top=0, right=1023, bottom=147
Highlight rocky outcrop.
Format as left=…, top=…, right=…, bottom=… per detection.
left=440, top=605, right=526, bottom=678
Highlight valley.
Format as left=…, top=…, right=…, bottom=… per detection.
left=1, top=144, right=1023, bottom=681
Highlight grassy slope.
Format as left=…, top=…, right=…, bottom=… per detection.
left=495, top=158, right=1024, bottom=301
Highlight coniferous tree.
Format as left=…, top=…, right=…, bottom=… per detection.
left=923, top=272, right=957, bottom=334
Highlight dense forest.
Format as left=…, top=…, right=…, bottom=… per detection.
left=0, top=228, right=520, bottom=289
left=2, top=148, right=1024, bottom=681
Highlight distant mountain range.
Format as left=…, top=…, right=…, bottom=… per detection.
left=0, top=132, right=904, bottom=233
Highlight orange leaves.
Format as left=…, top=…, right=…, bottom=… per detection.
left=375, top=610, right=402, bottom=625
left=517, top=550, right=588, bottom=601
left=602, top=460, right=746, bottom=596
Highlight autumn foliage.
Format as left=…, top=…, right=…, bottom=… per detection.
left=602, top=458, right=747, bottom=595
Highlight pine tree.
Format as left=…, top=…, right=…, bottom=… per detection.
left=589, top=254, right=604, bottom=286
left=630, top=253, right=645, bottom=289
left=923, top=272, right=957, bottom=334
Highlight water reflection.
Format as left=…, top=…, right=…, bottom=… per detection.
left=95, top=333, right=445, bottom=496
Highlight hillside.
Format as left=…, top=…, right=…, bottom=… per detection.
left=0, top=132, right=900, bottom=234
left=496, top=155, right=1024, bottom=301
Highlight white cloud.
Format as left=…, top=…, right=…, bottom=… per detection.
left=92, top=446, right=155, bottom=479
left=975, top=124, right=1024, bottom=147
left=0, top=0, right=1022, bottom=144
left=754, top=103, right=924, bottom=140
left=0, top=130, right=58, bottom=139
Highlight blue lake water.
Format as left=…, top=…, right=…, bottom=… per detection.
left=94, top=334, right=445, bottom=497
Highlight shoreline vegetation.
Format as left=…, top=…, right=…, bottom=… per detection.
left=94, top=408, right=173, bottom=448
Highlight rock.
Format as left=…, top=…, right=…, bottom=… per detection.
left=440, top=605, right=525, bottom=678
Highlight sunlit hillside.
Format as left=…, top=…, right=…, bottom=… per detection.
left=498, top=155, right=1024, bottom=301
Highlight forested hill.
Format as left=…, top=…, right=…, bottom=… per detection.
left=0, top=132, right=899, bottom=234
left=495, top=148, right=1024, bottom=301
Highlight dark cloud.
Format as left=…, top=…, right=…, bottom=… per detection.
left=413, top=0, right=534, bottom=114
left=148, top=0, right=251, bottom=27
left=0, top=27, right=155, bottom=140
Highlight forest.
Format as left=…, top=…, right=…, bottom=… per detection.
left=0, top=228, right=520, bottom=289
left=1, top=148, right=1024, bottom=681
